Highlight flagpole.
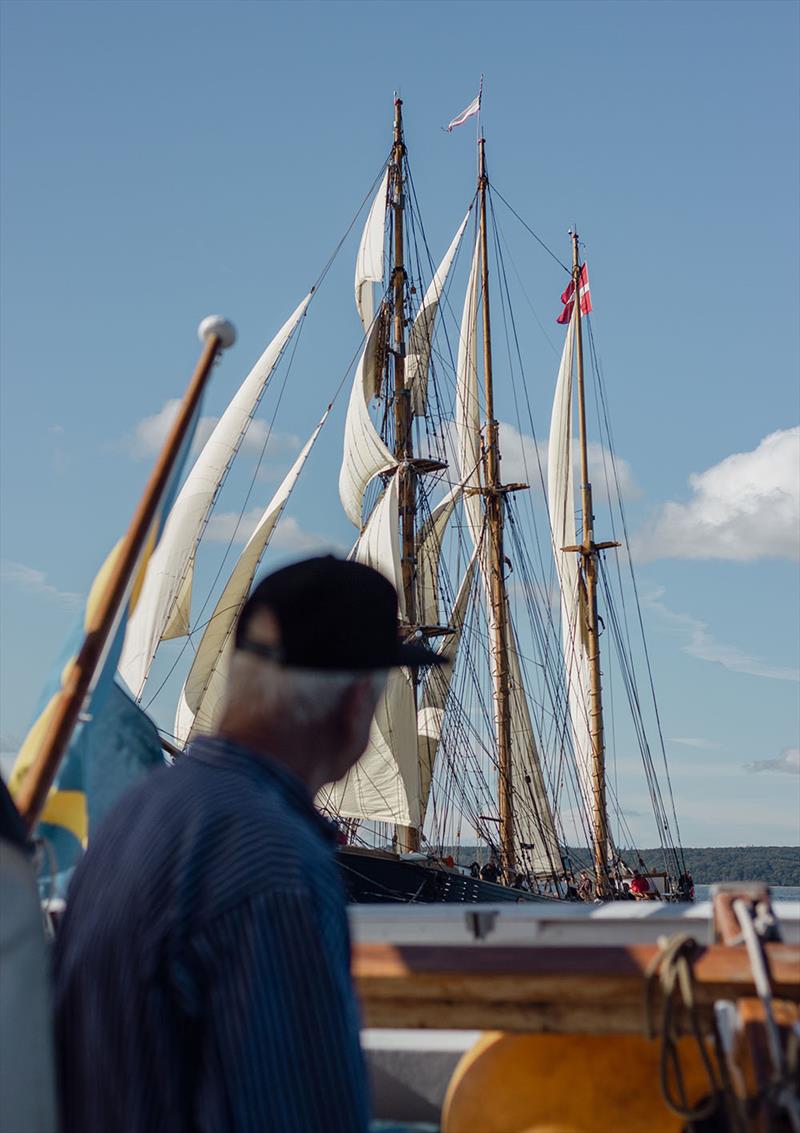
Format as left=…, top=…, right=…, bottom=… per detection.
left=15, top=317, right=236, bottom=832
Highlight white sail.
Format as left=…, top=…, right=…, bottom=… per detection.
left=407, top=213, right=470, bottom=417
left=321, top=472, right=420, bottom=825
left=505, top=615, right=561, bottom=876
left=416, top=484, right=461, bottom=626
left=455, top=232, right=483, bottom=549
left=355, top=167, right=389, bottom=332
left=319, top=668, right=419, bottom=826
left=174, top=410, right=330, bottom=745
left=547, top=313, right=594, bottom=818
left=417, top=555, right=476, bottom=816
left=119, top=293, right=312, bottom=698
left=347, top=473, right=405, bottom=620
left=339, top=317, right=397, bottom=528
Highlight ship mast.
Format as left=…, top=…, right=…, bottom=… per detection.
left=391, top=98, right=420, bottom=854
left=478, top=138, right=515, bottom=876
left=569, top=229, right=617, bottom=897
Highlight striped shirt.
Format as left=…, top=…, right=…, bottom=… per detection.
left=53, top=735, right=369, bottom=1133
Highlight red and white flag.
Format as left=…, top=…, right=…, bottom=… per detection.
left=446, top=78, right=483, bottom=131
left=556, top=263, right=592, bottom=324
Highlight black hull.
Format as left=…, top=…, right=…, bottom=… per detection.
left=337, top=847, right=553, bottom=904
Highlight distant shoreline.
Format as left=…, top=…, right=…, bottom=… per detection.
left=448, top=845, right=800, bottom=886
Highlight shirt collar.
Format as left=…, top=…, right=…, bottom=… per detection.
left=186, top=734, right=339, bottom=845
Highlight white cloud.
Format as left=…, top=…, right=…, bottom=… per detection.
left=48, top=423, right=64, bottom=435
left=743, top=747, right=799, bottom=775
left=646, top=588, right=800, bottom=682
left=126, top=399, right=299, bottom=463
left=0, top=560, right=82, bottom=609
left=670, top=737, right=721, bottom=750
left=426, top=420, right=639, bottom=503
left=634, top=427, right=800, bottom=562
left=204, top=508, right=344, bottom=555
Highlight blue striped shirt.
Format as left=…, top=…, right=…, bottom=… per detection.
left=53, top=735, right=370, bottom=1133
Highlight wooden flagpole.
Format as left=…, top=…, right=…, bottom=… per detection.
left=16, top=316, right=236, bottom=831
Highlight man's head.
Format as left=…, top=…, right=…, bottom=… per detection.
left=218, top=556, right=441, bottom=791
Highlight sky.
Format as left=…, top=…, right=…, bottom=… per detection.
left=1, top=0, right=798, bottom=847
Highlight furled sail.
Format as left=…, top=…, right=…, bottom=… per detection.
left=320, top=473, right=420, bottom=825
left=417, top=555, right=476, bottom=817
left=407, top=213, right=470, bottom=417
left=416, top=485, right=461, bottom=626
left=455, top=231, right=483, bottom=549
left=119, top=293, right=312, bottom=698
left=547, top=313, right=594, bottom=818
left=339, top=317, right=397, bottom=528
left=355, top=167, right=389, bottom=332
left=173, top=409, right=330, bottom=746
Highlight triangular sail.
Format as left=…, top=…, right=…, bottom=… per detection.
left=355, top=168, right=389, bottom=332
left=416, top=485, right=462, bottom=626
left=505, top=614, right=561, bottom=876
left=173, top=409, right=330, bottom=745
left=455, top=231, right=483, bottom=549
left=416, top=555, right=476, bottom=817
left=320, top=474, right=419, bottom=825
left=407, top=213, right=470, bottom=417
left=547, top=313, right=594, bottom=818
left=339, top=318, right=397, bottom=528
left=119, top=293, right=312, bottom=698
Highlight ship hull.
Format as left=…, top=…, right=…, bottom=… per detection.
left=338, top=847, right=552, bottom=904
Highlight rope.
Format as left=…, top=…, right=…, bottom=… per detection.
left=643, top=933, right=721, bottom=1122
left=733, top=899, right=800, bottom=1133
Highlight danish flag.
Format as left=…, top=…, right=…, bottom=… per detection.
left=556, top=263, right=592, bottom=324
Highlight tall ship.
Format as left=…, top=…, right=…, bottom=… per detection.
left=14, top=97, right=689, bottom=906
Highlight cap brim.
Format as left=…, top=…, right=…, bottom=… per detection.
left=393, top=641, right=447, bottom=668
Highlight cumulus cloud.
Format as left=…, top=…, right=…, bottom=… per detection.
left=743, top=747, right=799, bottom=775
left=126, top=399, right=300, bottom=463
left=0, top=560, right=82, bottom=609
left=634, top=427, right=800, bottom=562
left=426, top=420, right=638, bottom=503
left=646, top=588, right=800, bottom=682
left=498, top=422, right=639, bottom=502
left=204, top=508, right=344, bottom=555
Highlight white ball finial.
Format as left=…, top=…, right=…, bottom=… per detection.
left=198, top=315, right=236, bottom=350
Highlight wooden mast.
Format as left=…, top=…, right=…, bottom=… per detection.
left=478, top=138, right=515, bottom=877
left=391, top=98, right=420, bottom=854
left=569, top=229, right=615, bottom=896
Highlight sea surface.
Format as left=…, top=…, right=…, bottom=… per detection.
left=694, top=884, right=800, bottom=902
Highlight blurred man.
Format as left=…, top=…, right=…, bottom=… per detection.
left=54, top=557, right=441, bottom=1133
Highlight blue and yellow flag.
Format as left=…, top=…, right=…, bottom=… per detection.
left=10, top=401, right=203, bottom=893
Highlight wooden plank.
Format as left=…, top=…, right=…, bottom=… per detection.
left=352, top=942, right=800, bottom=1035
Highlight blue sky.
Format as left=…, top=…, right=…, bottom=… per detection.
left=1, top=0, right=798, bottom=846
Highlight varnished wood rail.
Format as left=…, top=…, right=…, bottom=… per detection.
left=352, top=942, right=800, bottom=1034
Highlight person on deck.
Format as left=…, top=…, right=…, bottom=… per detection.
left=53, top=556, right=442, bottom=1133
left=629, top=869, right=652, bottom=899
left=481, top=858, right=499, bottom=883
left=577, top=871, right=593, bottom=901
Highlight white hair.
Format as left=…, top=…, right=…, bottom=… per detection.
left=223, top=651, right=388, bottom=729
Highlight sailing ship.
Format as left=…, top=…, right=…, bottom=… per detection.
left=102, top=98, right=688, bottom=905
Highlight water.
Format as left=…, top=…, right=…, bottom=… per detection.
left=694, top=884, right=800, bottom=902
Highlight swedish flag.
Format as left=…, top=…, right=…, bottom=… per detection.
left=10, top=395, right=204, bottom=894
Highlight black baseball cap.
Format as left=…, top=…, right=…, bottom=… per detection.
left=234, top=556, right=444, bottom=671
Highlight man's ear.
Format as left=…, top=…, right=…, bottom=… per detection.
left=338, top=678, right=378, bottom=756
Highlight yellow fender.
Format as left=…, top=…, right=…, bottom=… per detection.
left=442, top=1031, right=715, bottom=1133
